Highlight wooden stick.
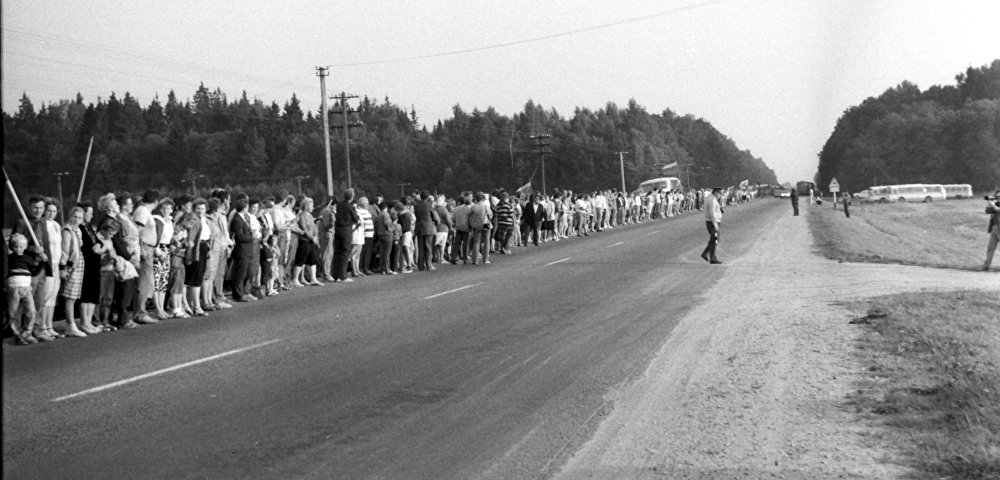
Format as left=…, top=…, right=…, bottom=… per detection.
left=3, top=166, right=41, bottom=246
left=76, top=136, right=94, bottom=203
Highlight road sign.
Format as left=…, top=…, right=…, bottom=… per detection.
left=828, top=178, right=840, bottom=193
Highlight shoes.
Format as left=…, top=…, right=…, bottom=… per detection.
left=16, top=333, right=38, bottom=345
left=291, top=282, right=304, bottom=288
left=710, top=259, right=723, bottom=264
left=245, top=294, right=258, bottom=301
left=428, top=266, right=436, bottom=271
left=310, top=281, right=324, bottom=287
left=65, top=328, right=87, bottom=338
left=233, top=297, right=250, bottom=303
left=81, top=324, right=102, bottom=334
left=48, top=328, right=65, bottom=338
left=37, top=330, right=57, bottom=341
left=120, top=321, right=138, bottom=330
left=323, top=276, right=335, bottom=282
left=484, top=260, right=491, bottom=265
left=217, top=301, right=233, bottom=309
left=135, top=314, right=159, bottom=325
left=203, top=304, right=218, bottom=311
left=172, top=309, right=191, bottom=319
left=700, top=252, right=710, bottom=263
left=342, top=278, right=354, bottom=283
left=403, top=269, right=413, bottom=273
left=194, top=310, right=208, bottom=317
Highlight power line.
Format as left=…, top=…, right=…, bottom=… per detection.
left=328, top=0, right=734, bottom=67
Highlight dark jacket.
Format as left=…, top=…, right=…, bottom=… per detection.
left=334, top=200, right=360, bottom=229
left=523, top=202, right=545, bottom=225
left=414, top=200, right=439, bottom=236
left=229, top=212, right=254, bottom=244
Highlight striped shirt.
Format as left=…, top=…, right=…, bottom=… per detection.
left=496, top=201, right=514, bottom=226
left=358, top=207, right=374, bottom=238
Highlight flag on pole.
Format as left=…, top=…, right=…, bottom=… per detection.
left=516, top=182, right=533, bottom=196
left=660, top=162, right=678, bottom=170
left=739, top=179, right=749, bottom=189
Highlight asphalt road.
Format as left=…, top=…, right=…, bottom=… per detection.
left=3, top=198, right=786, bottom=480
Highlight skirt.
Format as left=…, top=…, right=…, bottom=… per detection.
left=294, top=239, right=319, bottom=267
left=60, top=264, right=85, bottom=300
left=153, top=254, right=171, bottom=292
left=184, top=242, right=210, bottom=287
left=167, top=256, right=187, bottom=295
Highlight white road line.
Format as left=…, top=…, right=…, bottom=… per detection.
left=52, top=339, right=282, bottom=402
left=545, top=257, right=571, bottom=266
left=647, top=230, right=661, bottom=235
left=424, top=282, right=485, bottom=300
left=605, top=242, right=624, bottom=248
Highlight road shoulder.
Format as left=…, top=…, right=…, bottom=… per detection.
left=556, top=205, right=997, bottom=479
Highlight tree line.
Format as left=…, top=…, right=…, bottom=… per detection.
left=816, top=60, right=1000, bottom=194
left=3, top=83, right=776, bottom=222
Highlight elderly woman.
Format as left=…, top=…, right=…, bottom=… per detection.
left=59, top=206, right=89, bottom=337
left=292, top=196, right=323, bottom=287
left=77, top=201, right=102, bottom=334
left=184, top=198, right=211, bottom=316
left=113, top=193, right=142, bottom=329
left=150, top=199, right=175, bottom=318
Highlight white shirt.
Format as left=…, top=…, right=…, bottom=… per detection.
left=134, top=204, right=158, bottom=246
left=152, top=214, right=174, bottom=246
left=46, top=219, right=62, bottom=266
left=704, top=194, right=723, bottom=223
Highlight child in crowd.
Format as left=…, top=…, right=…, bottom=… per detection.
left=260, top=234, right=279, bottom=296
left=6, top=233, right=47, bottom=344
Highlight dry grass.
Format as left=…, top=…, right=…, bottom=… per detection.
left=847, top=291, right=1000, bottom=479
left=808, top=198, right=991, bottom=271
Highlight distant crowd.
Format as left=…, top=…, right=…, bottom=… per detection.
left=4, top=183, right=758, bottom=346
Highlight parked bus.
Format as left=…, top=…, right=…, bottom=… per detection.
left=795, top=181, right=815, bottom=196
left=867, top=184, right=946, bottom=203
left=638, top=177, right=682, bottom=193
left=943, top=184, right=973, bottom=199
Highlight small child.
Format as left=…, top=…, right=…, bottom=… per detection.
left=260, top=234, right=278, bottom=296
left=6, top=233, right=46, bottom=345
left=390, top=211, right=402, bottom=274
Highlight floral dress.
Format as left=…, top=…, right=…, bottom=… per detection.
left=59, top=224, right=85, bottom=299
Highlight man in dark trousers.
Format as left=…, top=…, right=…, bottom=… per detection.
left=228, top=198, right=255, bottom=301
left=413, top=190, right=439, bottom=271
left=790, top=188, right=799, bottom=216
left=701, top=187, right=724, bottom=264
left=332, top=189, right=360, bottom=282
left=521, top=194, right=544, bottom=246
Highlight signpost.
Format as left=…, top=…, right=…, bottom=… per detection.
left=829, top=178, right=840, bottom=209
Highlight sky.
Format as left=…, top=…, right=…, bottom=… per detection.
left=2, top=0, right=998, bottom=184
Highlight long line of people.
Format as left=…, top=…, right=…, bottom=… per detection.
left=5, top=184, right=723, bottom=346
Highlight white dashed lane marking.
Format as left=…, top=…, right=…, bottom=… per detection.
left=52, top=339, right=282, bottom=402
left=424, top=282, right=486, bottom=300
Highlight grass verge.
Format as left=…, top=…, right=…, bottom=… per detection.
left=807, top=198, right=993, bottom=271
left=848, top=290, right=1000, bottom=479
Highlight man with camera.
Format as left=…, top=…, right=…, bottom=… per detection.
left=985, top=190, right=1000, bottom=272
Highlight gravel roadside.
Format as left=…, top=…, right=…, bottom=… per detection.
left=555, top=204, right=1000, bottom=479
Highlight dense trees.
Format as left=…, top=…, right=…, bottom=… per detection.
left=817, top=60, right=1000, bottom=193
left=4, top=85, right=776, bottom=221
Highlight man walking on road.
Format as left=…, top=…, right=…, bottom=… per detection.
left=790, top=188, right=799, bottom=216
left=985, top=190, right=999, bottom=271
left=701, top=187, right=724, bottom=264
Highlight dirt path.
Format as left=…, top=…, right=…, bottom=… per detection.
left=555, top=205, right=1000, bottom=479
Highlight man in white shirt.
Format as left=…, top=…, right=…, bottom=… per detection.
left=701, top=187, right=724, bottom=264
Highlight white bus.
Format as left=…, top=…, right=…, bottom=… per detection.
left=638, top=177, right=682, bottom=193
left=943, top=184, right=973, bottom=199
left=867, top=184, right=946, bottom=203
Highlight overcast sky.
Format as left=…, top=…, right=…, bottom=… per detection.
left=3, top=0, right=998, bottom=183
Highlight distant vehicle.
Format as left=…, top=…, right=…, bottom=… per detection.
left=638, top=177, right=682, bottom=193
left=943, top=184, right=973, bottom=199
left=867, top=184, right=946, bottom=203
left=853, top=190, right=874, bottom=202
left=796, top=181, right=815, bottom=196
left=776, top=189, right=791, bottom=198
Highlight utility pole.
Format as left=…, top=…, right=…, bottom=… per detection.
left=294, top=175, right=310, bottom=196
left=615, top=151, right=628, bottom=193
left=530, top=134, right=551, bottom=196
left=54, top=171, right=69, bottom=223
left=331, top=92, right=363, bottom=189
left=316, top=67, right=333, bottom=196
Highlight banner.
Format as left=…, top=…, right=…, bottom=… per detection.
left=516, top=182, right=532, bottom=196
left=660, top=162, right=678, bottom=170
left=739, top=179, right=749, bottom=189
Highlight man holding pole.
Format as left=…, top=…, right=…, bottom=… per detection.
left=12, top=196, right=53, bottom=330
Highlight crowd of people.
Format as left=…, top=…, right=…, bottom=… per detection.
left=5, top=183, right=739, bottom=346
